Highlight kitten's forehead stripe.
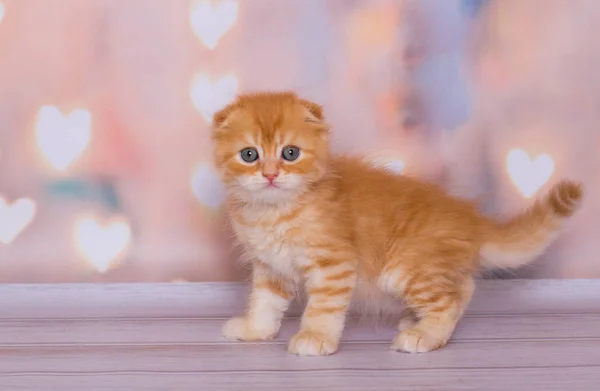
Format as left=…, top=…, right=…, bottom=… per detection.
left=251, top=111, right=283, bottom=144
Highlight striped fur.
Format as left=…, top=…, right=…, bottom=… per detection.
left=213, top=92, right=583, bottom=356
left=480, top=181, right=583, bottom=268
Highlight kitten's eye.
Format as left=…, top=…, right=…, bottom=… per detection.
left=282, top=146, right=300, bottom=162
left=240, top=147, right=259, bottom=163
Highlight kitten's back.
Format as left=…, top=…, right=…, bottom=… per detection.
left=323, top=156, right=583, bottom=273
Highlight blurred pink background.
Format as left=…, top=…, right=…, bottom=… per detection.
left=0, top=0, right=598, bottom=282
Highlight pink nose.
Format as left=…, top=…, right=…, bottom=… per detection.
left=263, top=173, right=278, bottom=183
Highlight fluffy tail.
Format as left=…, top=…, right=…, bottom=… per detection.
left=479, top=180, right=583, bottom=269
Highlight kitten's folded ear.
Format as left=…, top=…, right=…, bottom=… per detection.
left=212, top=103, right=238, bottom=129
left=298, top=99, right=324, bottom=124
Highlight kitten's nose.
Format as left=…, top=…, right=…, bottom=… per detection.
left=263, top=173, right=279, bottom=183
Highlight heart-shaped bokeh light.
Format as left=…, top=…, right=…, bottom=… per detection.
left=0, top=197, right=36, bottom=244
left=506, top=148, right=555, bottom=198
left=75, top=215, right=132, bottom=273
left=191, top=162, right=226, bottom=209
left=383, top=159, right=405, bottom=174
left=36, top=106, right=92, bottom=172
left=190, top=0, right=238, bottom=50
left=369, top=155, right=405, bottom=175
left=190, top=74, right=238, bottom=123
left=0, top=2, right=5, bottom=25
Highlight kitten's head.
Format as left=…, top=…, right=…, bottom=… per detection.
left=211, top=92, right=330, bottom=205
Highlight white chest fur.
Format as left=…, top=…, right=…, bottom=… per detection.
left=232, top=212, right=304, bottom=280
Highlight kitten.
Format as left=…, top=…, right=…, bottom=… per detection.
left=211, top=91, right=583, bottom=356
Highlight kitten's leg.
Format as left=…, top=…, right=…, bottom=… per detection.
left=222, top=261, right=295, bottom=341
left=288, top=256, right=357, bottom=356
left=392, top=275, right=475, bottom=353
left=398, top=307, right=418, bottom=331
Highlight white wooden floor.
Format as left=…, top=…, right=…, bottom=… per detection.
left=0, top=280, right=599, bottom=390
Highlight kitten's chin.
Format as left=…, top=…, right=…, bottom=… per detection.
left=230, top=184, right=304, bottom=206
left=249, top=187, right=301, bottom=205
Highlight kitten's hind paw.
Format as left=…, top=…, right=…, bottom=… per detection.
left=391, top=328, right=447, bottom=353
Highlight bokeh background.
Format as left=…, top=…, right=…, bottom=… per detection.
left=0, top=0, right=598, bottom=283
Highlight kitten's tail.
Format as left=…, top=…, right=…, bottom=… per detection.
left=479, top=180, right=583, bottom=269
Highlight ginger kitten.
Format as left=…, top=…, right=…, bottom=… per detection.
left=211, top=92, right=583, bottom=356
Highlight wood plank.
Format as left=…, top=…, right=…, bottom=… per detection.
left=3, top=340, right=600, bottom=373
left=0, top=280, right=599, bottom=319
left=2, top=367, right=599, bottom=391
left=0, top=280, right=599, bottom=390
left=1, top=314, right=599, bottom=346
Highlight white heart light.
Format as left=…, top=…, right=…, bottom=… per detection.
left=369, top=155, right=405, bottom=175
left=190, top=0, right=238, bottom=50
left=191, top=162, right=226, bottom=209
left=506, top=148, right=555, bottom=198
left=0, top=2, right=5, bottom=25
left=36, top=106, right=92, bottom=171
left=190, top=74, right=238, bottom=123
left=0, top=197, right=36, bottom=244
left=383, top=159, right=405, bottom=174
left=75, top=216, right=131, bottom=273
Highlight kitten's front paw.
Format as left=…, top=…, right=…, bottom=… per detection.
left=391, top=328, right=447, bottom=353
left=222, top=317, right=277, bottom=342
left=288, top=330, right=339, bottom=356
